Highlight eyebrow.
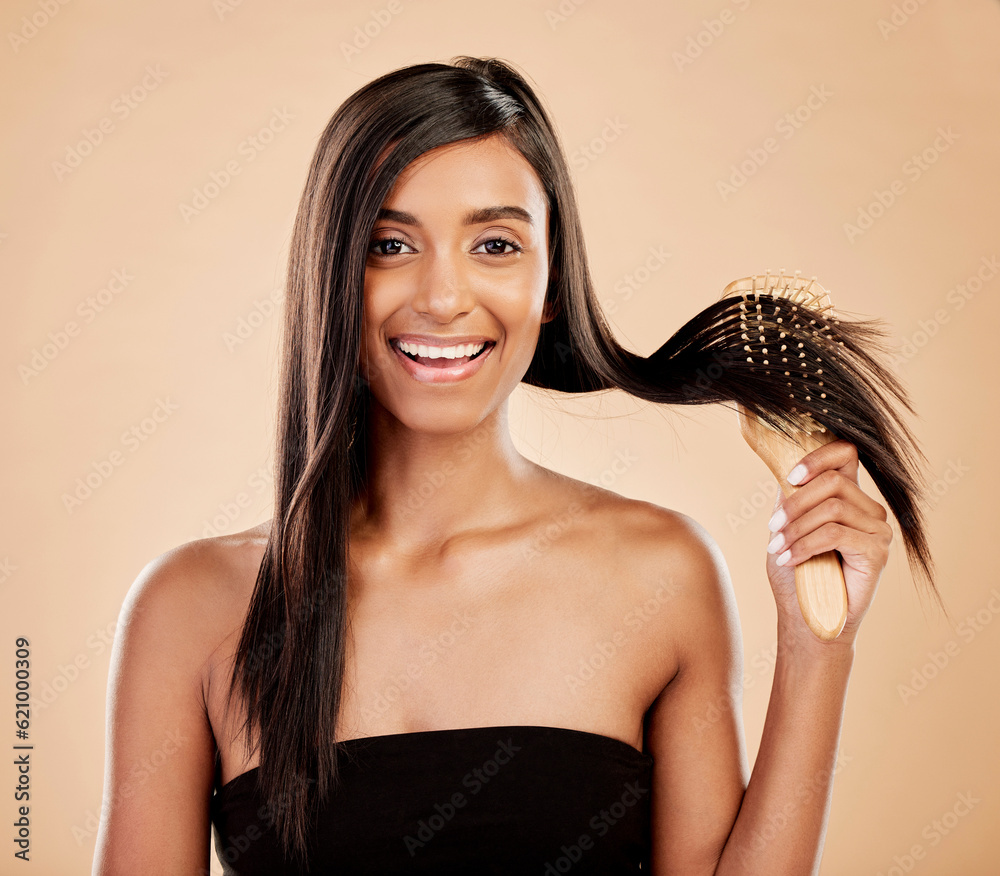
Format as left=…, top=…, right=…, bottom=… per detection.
left=376, top=205, right=534, bottom=226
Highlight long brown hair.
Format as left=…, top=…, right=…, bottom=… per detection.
left=225, top=56, right=940, bottom=865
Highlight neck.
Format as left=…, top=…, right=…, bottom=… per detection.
left=353, top=399, right=534, bottom=551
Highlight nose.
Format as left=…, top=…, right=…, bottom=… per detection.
left=409, top=248, right=476, bottom=322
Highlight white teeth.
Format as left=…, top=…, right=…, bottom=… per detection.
left=397, top=340, right=487, bottom=360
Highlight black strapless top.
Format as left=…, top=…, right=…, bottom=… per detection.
left=210, top=724, right=653, bottom=874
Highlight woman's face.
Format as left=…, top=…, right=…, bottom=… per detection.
left=361, top=133, right=554, bottom=435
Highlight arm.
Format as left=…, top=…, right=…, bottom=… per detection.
left=92, top=545, right=221, bottom=875
left=647, top=439, right=889, bottom=875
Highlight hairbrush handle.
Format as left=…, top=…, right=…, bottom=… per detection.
left=737, top=405, right=848, bottom=641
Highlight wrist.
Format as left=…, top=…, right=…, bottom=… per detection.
left=776, top=612, right=858, bottom=665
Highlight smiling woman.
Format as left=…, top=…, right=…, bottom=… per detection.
left=93, top=57, right=939, bottom=875
left=362, top=137, right=552, bottom=416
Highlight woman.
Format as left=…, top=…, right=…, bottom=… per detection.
left=93, top=57, right=937, bottom=874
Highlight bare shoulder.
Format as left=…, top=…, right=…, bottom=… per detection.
left=552, top=470, right=729, bottom=588
left=545, top=470, right=741, bottom=673
left=109, top=522, right=268, bottom=737
left=94, top=522, right=271, bottom=872
left=119, top=521, right=269, bottom=659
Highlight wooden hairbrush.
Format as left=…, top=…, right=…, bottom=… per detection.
left=722, top=271, right=849, bottom=641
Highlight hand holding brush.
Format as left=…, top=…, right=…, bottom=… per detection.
left=718, top=271, right=933, bottom=640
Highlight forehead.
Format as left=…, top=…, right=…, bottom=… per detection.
left=382, top=135, right=548, bottom=220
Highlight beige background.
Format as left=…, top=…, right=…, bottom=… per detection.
left=2, top=0, right=997, bottom=873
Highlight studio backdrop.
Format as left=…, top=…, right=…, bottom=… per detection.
left=2, top=1, right=997, bottom=873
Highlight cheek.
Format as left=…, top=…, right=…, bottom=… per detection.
left=360, top=284, right=390, bottom=382
left=504, top=271, right=548, bottom=333
left=362, top=269, right=398, bottom=330
left=492, top=279, right=547, bottom=379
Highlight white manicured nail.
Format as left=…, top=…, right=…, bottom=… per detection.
left=766, top=533, right=785, bottom=554
left=776, top=549, right=792, bottom=566
left=768, top=508, right=787, bottom=532
left=787, top=464, right=807, bottom=486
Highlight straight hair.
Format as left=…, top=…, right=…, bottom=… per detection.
left=225, top=56, right=941, bottom=866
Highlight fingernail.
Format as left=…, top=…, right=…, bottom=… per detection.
left=787, top=464, right=807, bottom=486
left=776, top=549, right=792, bottom=566
left=767, top=508, right=787, bottom=532
left=766, top=533, right=785, bottom=554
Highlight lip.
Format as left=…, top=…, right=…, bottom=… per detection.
left=389, top=337, right=495, bottom=384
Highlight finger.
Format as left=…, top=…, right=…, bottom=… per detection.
left=770, top=469, right=888, bottom=532
left=767, top=494, right=892, bottom=560
left=785, top=438, right=860, bottom=488
left=771, top=525, right=888, bottom=575
left=771, top=519, right=893, bottom=570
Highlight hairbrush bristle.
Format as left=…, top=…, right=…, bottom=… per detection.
left=719, top=269, right=849, bottom=437
left=722, top=269, right=837, bottom=318
left=527, top=265, right=939, bottom=607
left=711, top=269, right=938, bottom=603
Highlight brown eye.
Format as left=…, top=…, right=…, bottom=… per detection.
left=475, top=237, right=522, bottom=256
left=369, top=237, right=413, bottom=256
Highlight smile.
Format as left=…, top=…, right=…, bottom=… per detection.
left=397, top=340, right=487, bottom=361
left=389, top=338, right=496, bottom=383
